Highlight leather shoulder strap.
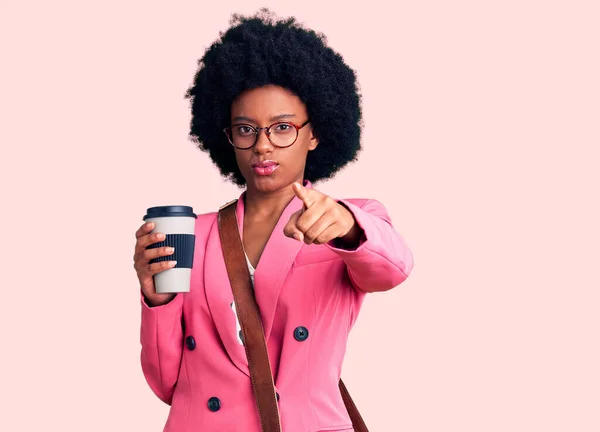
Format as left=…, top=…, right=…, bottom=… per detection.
left=339, top=380, right=369, bottom=432
left=218, top=201, right=281, bottom=431
left=218, top=200, right=368, bottom=432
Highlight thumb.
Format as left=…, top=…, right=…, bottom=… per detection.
left=283, top=208, right=304, bottom=242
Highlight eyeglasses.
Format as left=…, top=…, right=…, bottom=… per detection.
left=223, top=119, right=310, bottom=150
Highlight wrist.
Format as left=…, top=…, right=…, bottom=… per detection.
left=144, top=292, right=177, bottom=307
left=337, top=224, right=364, bottom=249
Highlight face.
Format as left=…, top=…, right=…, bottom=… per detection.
left=229, top=84, right=318, bottom=194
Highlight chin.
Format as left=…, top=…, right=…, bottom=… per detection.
left=245, top=173, right=290, bottom=193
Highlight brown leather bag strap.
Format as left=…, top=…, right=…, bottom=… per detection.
left=218, top=202, right=281, bottom=432
left=339, top=380, right=369, bottom=432
left=218, top=201, right=369, bottom=432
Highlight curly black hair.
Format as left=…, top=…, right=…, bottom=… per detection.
left=183, top=8, right=363, bottom=187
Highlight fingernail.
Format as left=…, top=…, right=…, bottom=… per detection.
left=169, top=261, right=177, bottom=266
left=157, top=233, right=165, bottom=239
left=166, top=247, right=174, bottom=253
left=147, top=222, right=154, bottom=228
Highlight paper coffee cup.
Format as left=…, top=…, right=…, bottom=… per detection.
left=143, top=205, right=197, bottom=294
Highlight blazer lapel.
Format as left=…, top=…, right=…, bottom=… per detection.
left=204, top=213, right=250, bottom=377
left=204, top=180, right=311, bottom=376
left=247, top=181, right=310, bottom=342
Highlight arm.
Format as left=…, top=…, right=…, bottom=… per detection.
left=139, top=291, right=184, bottom=405
left=325, top=198, right=414, bottom=292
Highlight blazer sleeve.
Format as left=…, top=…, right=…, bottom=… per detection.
left=325, top=198, right=414, bottom=293
left=139, top=291, right=184, bottom=405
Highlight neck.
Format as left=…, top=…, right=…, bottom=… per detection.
left=244, top=179, right=304, bottom=220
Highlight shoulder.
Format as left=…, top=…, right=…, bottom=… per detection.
left=338, top=198, right=370, bottom=207
left=336, top=197, right=392, bottom=222
left=337, top=197, right=387, bottom=207
left=337, top=197, right=388, bottom=211
left=193, top=210, right=218, bottom=236
left=192, top=197, right=237, bottom=235
left=195, top=211, right=218, bottom=222
left=195, top=211, right=218, bottom=221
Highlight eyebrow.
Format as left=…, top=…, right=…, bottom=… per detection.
left=232, top=113, right=297, bottom=123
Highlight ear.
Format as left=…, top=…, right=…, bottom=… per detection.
left=309, top=134, right=319, bottom=151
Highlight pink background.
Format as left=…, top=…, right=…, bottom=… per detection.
left=2, top=1, right=599, bottom=430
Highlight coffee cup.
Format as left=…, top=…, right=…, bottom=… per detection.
left=143, top=205, right=197, bottom=294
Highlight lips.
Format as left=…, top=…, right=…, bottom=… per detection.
left=252, top=161, right=278, bottom=168
left=252, top=160, right=279, bottom=176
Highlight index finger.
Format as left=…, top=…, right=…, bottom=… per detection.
left=135, top=221, right=154, bottom=239
left=293, top=182, right=318, bottom=208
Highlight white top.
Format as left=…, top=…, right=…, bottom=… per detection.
left=233, top=250, right=256, bottom=346
left=244, top=250, right=255, bottom=286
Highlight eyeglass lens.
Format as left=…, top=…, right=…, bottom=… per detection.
left=229, top=123, right=298, bottom=148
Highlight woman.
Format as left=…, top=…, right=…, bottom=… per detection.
left=133, top=9, right=414, bottom=432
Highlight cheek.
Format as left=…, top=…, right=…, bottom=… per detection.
left=282, top=148, right=308, bottom=168
left=289, top=137, right=313, bottom=161
left=234, top=150, right=250, bottom=168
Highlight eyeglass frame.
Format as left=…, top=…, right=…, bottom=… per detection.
left=223, top=119, right=311, bottom=150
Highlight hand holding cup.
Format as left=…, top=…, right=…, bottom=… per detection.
left=134, top=205, right=197, bottom=306
left=133, top=221, right=178, bottom=306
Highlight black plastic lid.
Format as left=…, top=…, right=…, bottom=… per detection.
left=143, top=205, right=197, bottom=220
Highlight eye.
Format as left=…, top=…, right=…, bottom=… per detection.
left=235, top=125, right=255, bottom=135
left=273, top=123, right=293, bottom=133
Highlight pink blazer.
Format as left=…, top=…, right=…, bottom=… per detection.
left=140, top=180, right=414, bottom=432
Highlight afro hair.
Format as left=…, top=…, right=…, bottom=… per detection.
left=184, top=8, right=363, bottom=187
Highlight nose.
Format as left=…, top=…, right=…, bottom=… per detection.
left=253, top=127, right=274, bottom=153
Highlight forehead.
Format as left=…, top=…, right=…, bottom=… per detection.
left=230, top=85, right=307, bottom=120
